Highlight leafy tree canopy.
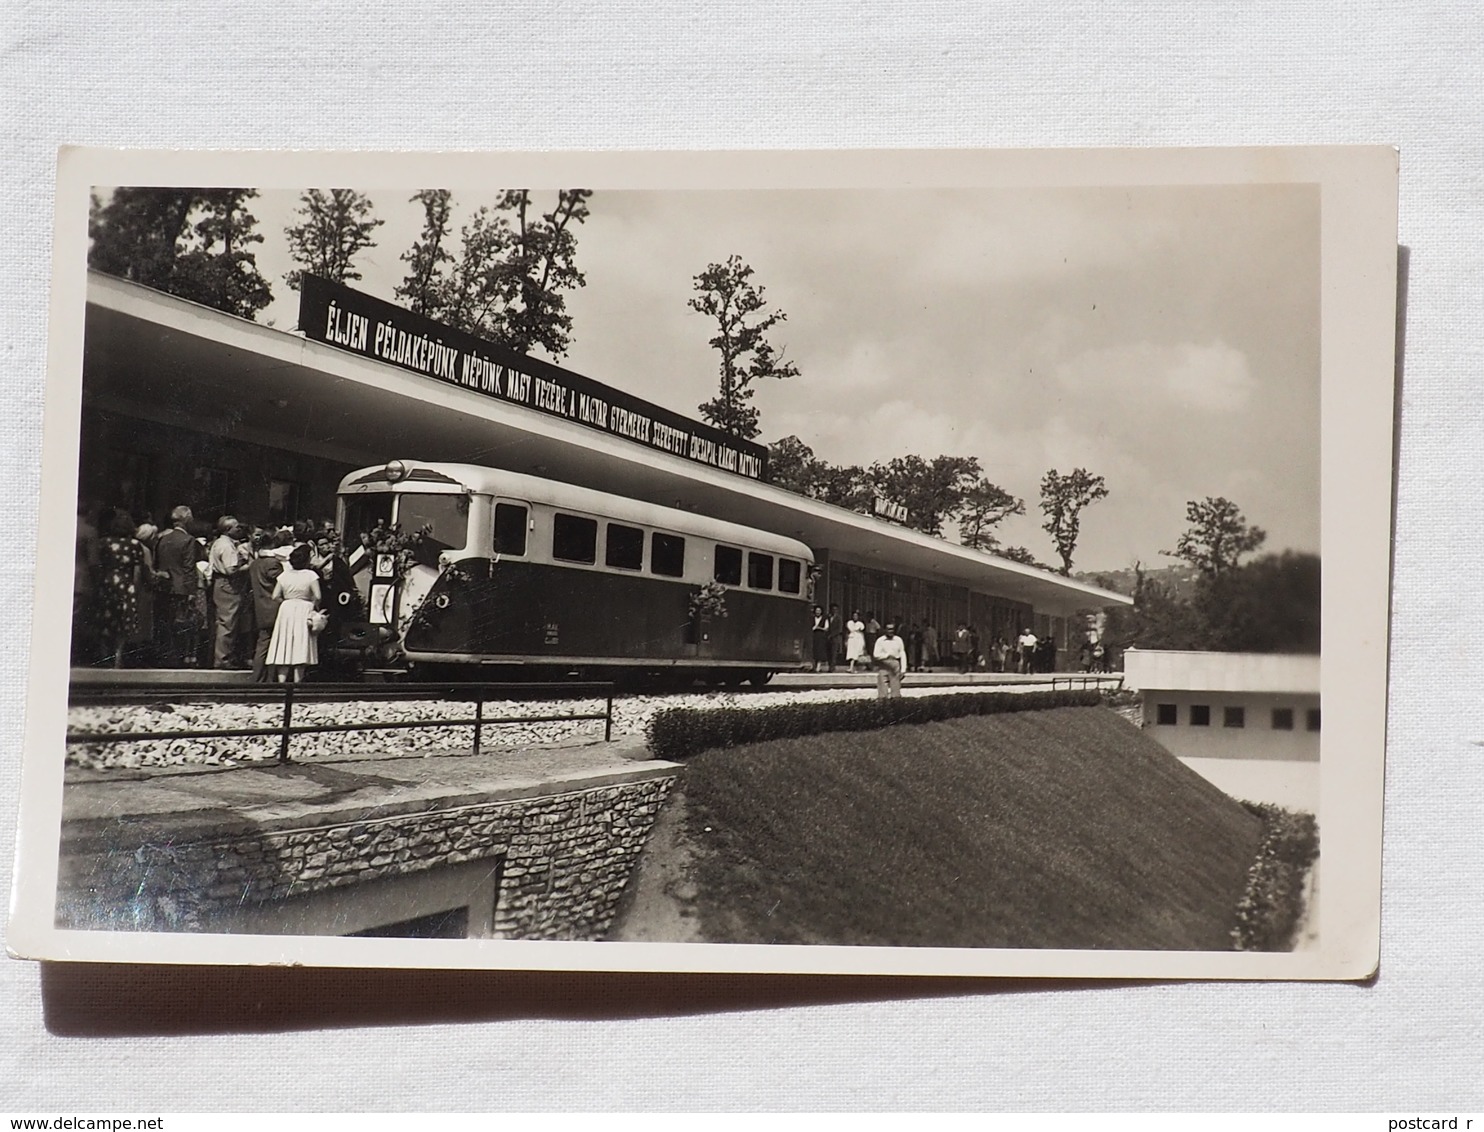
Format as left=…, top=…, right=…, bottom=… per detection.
left=867, top=454, right=982, bottom=537
left=1039, top=468, right=1110, bottom=576
left=959, top=479, right=1026, bottom=552
left=1166, top=496, right=1268, bottom=577
left=284, top=188, right=382, bottom=290
left=89, top=187, right=273, bottom=319
left=691, top=255, right=800, bottom=440
left=394, top=188, right=593, bottom=358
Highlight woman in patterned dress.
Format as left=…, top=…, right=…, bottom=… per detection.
left=96, top=510, right=144, bottom=668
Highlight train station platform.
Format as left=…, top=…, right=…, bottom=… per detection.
left=69, top=666, right=1122, bottom=694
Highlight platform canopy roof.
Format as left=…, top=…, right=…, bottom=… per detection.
left=80, top=274, right=1129, bottom=617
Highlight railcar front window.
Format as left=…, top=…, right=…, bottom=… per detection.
left=395, top=493, right=470, bottom=565
left=340, top=493, right=394, bottom=547
left=714, top=545, right=742, bottom=586
left=747, top=552, right=774, bottom=590
left=494, top=503, right=528, bottom=556
left=606, top=523, right=644, bottom=570
left=553, top=513, right=598, bottom=564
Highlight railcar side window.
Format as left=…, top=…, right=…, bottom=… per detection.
left=651, top=533, right=686, bottom=577
left=605, top=523, right=644, bottom=570
left=494, top=503, right=528, bottom=557
left=778, top=558, right=802, bottom=594
left=552, top=513, right=598, bottom=564
left=747, top=552, right=775, bottom=590
left=714, top=545, right=743, bottom=586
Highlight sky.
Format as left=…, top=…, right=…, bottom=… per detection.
left=246, top=182, right=1320, bottom=575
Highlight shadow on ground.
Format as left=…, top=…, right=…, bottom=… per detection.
left=38, top=962, right=1157, bottom=1036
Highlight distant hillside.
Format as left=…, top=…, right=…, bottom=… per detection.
left=1077, top=563, right=1203, bottom=601
left=613, top=707, right=1266, bottom=950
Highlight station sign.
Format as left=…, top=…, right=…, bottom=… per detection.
left=872, top=494, right=909, bottom=524
left=298, top=276, right=768, bottom=481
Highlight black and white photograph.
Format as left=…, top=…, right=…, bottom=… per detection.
left=8, top=146, right=1395, bottom=979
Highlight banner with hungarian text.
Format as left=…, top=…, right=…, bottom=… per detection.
left=298, top=275, right=768, bottom=481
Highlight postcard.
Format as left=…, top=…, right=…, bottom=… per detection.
left=8, top=146, right=1397, bottom=978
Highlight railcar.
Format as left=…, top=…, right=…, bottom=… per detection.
left=333, top=460, right=813, bottom=684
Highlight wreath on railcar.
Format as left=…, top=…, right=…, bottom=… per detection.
left=688, top=580, right=729, bottom=623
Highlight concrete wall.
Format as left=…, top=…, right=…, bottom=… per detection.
left=1140, top=690, right=1320, bottom=762
left=58, top=771, right=675, bottom=940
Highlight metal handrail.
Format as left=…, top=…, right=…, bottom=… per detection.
left=1049, top=673, right=1125, bottom=692
left=67, top=681, right=617, bottom=763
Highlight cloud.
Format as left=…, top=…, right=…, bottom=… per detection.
left=1055, top=340, right=1254, bottom=412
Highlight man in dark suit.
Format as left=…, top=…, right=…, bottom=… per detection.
left=248, top=530, right=288, bottom=682
left=154, top=505, right=201, bottom=666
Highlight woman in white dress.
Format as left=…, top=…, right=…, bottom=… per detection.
left=845, top=609, right=867, bottom=671
left=266, top=543, right=323, bottom=683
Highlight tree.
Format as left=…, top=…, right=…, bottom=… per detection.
left=394, top=188, right=593, bottom=358
left=173, top=190, right=274, bottom=319
left=868, top=454, right=982, bottom=537
left=495, top=188, right=592, bottom=358
left=690, top=255, right=801, bottom=440
left=958, top=479, right=1025, bottom=551
left=1167, top=496, right=1268, bottom=577
left=88, top=187, right=273, bottom=319
left=766, top=435, right=875, bottom=513
left=1196, top=551, right=1320, bottom=653
left=284, top=189, right=382, bottom=290
left=1096, top=561, right=1204, bottom=656
left=88, top=188, right=198, bottom=290
left=395, top=189, right=454, bottom=316
left=999, top=545, right=1049, bottom=569
left=1039, top=468, right=1109, bottom=575
left=768, top=435, right=821, bottom=496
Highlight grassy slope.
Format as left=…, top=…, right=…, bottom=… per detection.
left=678, top=706, right=1265, bottom=950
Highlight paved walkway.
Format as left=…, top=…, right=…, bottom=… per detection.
left=63, top=735, right=671, bottom=846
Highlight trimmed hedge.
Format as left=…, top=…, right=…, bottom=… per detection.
left=1230, top=802, right=1321, bottom=951
left=645, top=689, right=1103, bottom=761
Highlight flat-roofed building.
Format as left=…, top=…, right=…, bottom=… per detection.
left=1123, top=649, right=1320, bottom=812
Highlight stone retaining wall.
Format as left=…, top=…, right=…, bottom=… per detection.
left=58, top=771, right=675, bottom=940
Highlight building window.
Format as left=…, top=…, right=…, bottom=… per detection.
left=194, top=466, right=237, bottom=525
left=778, top=558, right=802, bottom=594
left=112, top=450, right=154, bottom=522
left=1272, top=707, right=1295, bottom=731
left=747, top=552, right=775, bottom=590
left=1223, top=706, right=1246, bottom=728
left=1306, top=707, right=1321, bottom=732
left=1190, top=704, right=1211, bottom=727
left=267, top=479, right=300, bottom=527
left=605, top=523, right=645, bottom=570
left=1155, top=703, right=1177, bottom=726
left=552, top=513, right=597, bottom=564
left=493, top=503, right=527, bottom=557
left=651, top=533, right=686, bottom=578
left=714, top=545, right=743, bottom=586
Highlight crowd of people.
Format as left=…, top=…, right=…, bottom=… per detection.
left=809, top=605, right=1070, bottom=684
left=72, top=502, right=362, bottom=682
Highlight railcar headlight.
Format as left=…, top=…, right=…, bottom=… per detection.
left=384, top=459, right=409, bottom=482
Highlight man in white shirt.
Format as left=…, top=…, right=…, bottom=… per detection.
left=209, top=517, right=252, bottom=668
left=1017, top=627, right=1038, bottom=675
left=872, top=621, right=908, bottom=699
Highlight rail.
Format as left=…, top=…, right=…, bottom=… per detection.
left=67, top=681, right=616, bottom=764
